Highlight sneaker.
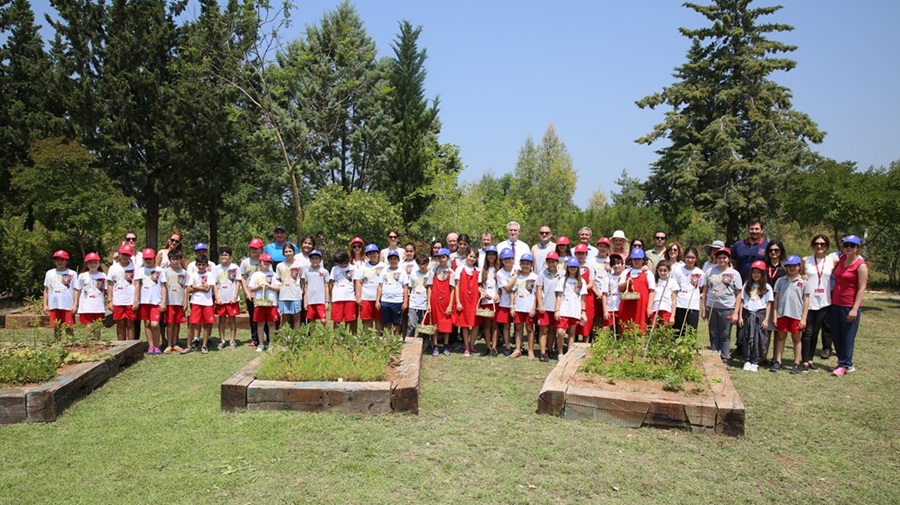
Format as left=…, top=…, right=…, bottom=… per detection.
left=770, top=361, right=782, bottom=373
left=832, top=366, right=846, bottom=377
left=806, top=362, right=817, bottom=371
left=463, top=349, right=471, bottom=356
left=743, top=361, right=752, bottom=371
left=749, top=364, right=759, bottom=372
left=480, top=348, right=491, bottom=357
left=557, top=353, right=565, bottom=361
left=490, top=348, right=498, bottom=357
left=503, top=348, right=512, bottom=357
left=432, top=346, right=439, bottom=356
left=443, top=347, right=451, bottom=356
left=846, top=366, right=856, bottom=373
left=201, top=346, right=209, bottom=354
left=192, top=337, right=201, bottom=349
left=248, top=341, right=257, bottom=348
left=257, top=344, right=266, bottom=352
left=230, top=340, right=237, bottom=350
left=217, top=340, right=226, bottom=350
left=790, top=364, right=803, bottom=375
left=539, top=353, right=549, bottom=363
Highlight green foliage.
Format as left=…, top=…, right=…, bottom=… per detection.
left=0, top=323, right=110, bottom=386
left=0, top=215, right=55, bottom=297
left=0, top=346, right=64, bottom=386
left=257, top=324, right=403, bottom=382
left=305, top=184, right=401, bottom=258
left=582, top=323, right=702, bottom=386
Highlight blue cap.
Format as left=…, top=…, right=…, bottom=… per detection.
left=784, top=254, right=802, bottom=266
left=499, top=247, right=514, bottom=260
left=520, top=253, right=534, bottom=263
left=309, top=249, right=322, bottom=257
left=437, top=248, right=451, bottom=257
left=365, top=244, right=379, bottom=254
left=194, top=242, right=208, bottom=251
left=484, top=245, right=498, bottom=254
left=630, top=248, right=646, bottom=259
left=566, top=257, right=579, bottom=267
left=387, top=250, right=400, bottom=258
left=842, top=234, right=861, bottom=246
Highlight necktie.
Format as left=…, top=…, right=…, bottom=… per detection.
left=511, top=241, right=516, bottom=257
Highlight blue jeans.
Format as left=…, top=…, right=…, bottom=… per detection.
left=829, top=305, right=861, bottom=368
left=709, top=307, right=734, bottom=361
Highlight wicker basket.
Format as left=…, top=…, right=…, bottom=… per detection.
left=415, top=324, right=436, bottom=336
left=475, top=303, right=496, bottom=318
left=621, top=278, right=640, bottom=300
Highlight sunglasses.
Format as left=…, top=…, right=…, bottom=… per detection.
left=813, top=242, right=827, bottom=247
left=169, top=238, right=180, bottom=243
left=125, top=237, right=137, bottom=242
left=768, top=248, right=781, bottom=253
left=654, top=236, right=666, bottom=240
left=539, top=231, right=551, bottom=235
left=842, top=243, right=858, bottom=248
left=388, top=235, right=398, bottom=239
left=351, top=244, right=362, bottom=248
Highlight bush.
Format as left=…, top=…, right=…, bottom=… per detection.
left=581, top=322, right=702, bottom=391
left=257, top=325, right=403, bottom=382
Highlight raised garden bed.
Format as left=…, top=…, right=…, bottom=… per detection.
left=222, top=338, right=423, bottom=414
left=0, top=339, right=146, bottom=424
left=537, top=344, right=744, bottom=436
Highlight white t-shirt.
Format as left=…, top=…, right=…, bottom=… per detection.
left=302, top=265, right=329, bottom=305
left=188, top=270, right=215, bottom=306
left=330, top=265, right=357, bottom=302
left=249, top=270, right=279, bottom=304
left=408, top=269, right=429, bottom=310
left=276, top=260, right=304, bottom=301
left=44, top=268, right=76, bottom=310
left=239, top=257, right=259, bottom=281
left=74, top=271, right=106, bottom=314
left=675, top=266, right=705, bottom=310
left=741, top=282, right=774, bottom=312
left=536, top=268, right=561, bottom=312
left=401, top=259, right=417, bottom=277
left=162, top=267, right=188, bottom=306
left=606, top=273, right=622, bottom=312
left=136, top=265, right=164, bottom=305
left=187, top=260, right=217, bottom=276
left=479, top=267, right=498, bottom=306
left=556, top=277, right=587, bottom=318
left=496, top=268, right=515, bottom=308
left=378, top=267, right=408, bottom=304
left=357, top=261, right=386, bottom=301
left=804, top=255, right=833, bottom=310
left=107, top=262, right=136, bottom=306
left=651, top=275, right=681, bottom=313
left=215, top=263, right=242, bottom=303
left=512, top=272, right=538, bottom=313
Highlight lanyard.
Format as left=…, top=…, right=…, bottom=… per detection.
left=815, top=256, right=825, bottom=287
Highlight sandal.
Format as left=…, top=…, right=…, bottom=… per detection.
left=527, top=351, right=535, bottom=360
left=508, top=349, right=521, bottom=358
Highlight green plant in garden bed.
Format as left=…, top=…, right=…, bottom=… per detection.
left=256, top=325, right=404, bottom=382
left=0, top=321, right=112, bottom=386
left=581, top=323, right=703, bottom=392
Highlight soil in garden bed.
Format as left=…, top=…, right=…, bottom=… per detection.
left=571, top=371, right=710, bottom=399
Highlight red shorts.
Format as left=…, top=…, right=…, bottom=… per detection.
left=165, top=305, right=186, bottom=324
left=215, top=302, right=241, bottom=317
left=513, top=311, right=534, bottom=325
left=306, top=304, right=326, bottom=321
left=112, top=305, right=135, bottom=321
left=602, top=310, right=618, bottom=328
left=556, top=316, right=581, bottom=330
left=138, top=304, right=161, bottom=322
left=359, top=299, right=381, bottom=321
left=48, top=309, right=75, bottom=326
left=331, top=300, right=357, bottom=322
left=79, top=313, right=104, bottom=325
left=494, top=306, right=511, bottom=324
left=536, top=311, right=554, bottom=327
left=189, top=304, right=215, bottom=325
left=776, top=316, right=801, bottom=334
left=254, top=306, right=278, bottom=323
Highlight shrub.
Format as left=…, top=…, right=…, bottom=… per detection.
left=256, top=325, right=403, bottom=382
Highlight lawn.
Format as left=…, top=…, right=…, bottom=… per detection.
left=0, top=296, right=898, bottom=504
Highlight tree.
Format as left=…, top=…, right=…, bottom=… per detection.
left=636, top=0, right=824, bottom=242
left=304, top=184, right=401, bottom=260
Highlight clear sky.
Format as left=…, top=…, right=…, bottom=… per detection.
left=29, top=0, right=900, bottom=208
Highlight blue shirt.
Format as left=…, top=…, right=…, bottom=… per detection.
left=264, top=241, right=297, bottom=266
left=732, top=237, right=768, bottom=282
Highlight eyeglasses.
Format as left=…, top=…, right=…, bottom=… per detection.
left=813, top=242, right=827, bottom=247
left=654, top=236, right=666, bottom=240
left=125, top=237, right=137, bottom=242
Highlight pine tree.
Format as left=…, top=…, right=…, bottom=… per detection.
left=636, top=0, right=824, bottom=241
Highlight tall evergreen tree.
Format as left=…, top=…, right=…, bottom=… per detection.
left=636, top=0, right=824, bottom=242
left=509, top=124, right=578, bottom=232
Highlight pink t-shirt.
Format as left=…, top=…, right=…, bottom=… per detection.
left=832, top=257, right=864, bottom=308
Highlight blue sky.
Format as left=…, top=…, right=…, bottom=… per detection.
left=30, top=1, right=900, bottom=208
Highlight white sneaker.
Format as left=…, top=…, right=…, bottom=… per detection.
left=256, top=344, right=266, bottom=352
left=743, top=361, right=752, bottom=371
left=557, top=353, right=565, bottom=361
left=750, top=364, right=759, bottom=372
left=230, top=340, right=236, bottom=349
left=217, top=340, right=226, bottom=350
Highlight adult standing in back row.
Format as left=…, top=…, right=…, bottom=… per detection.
left=531, top=225, right=556, bottom=273
left=497, top=221, right=529, bottom=269
left=264, top=225, right=297, bottom=268
left=830, top=234, right=867, bottom=377
left=732, top=218, right=768, bottom=282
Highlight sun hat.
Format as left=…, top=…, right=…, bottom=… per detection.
left=611, top=230, right=627, bottom=240
left=703, top=240, right=726, bottom=257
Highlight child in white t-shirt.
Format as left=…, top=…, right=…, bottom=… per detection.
left=357, top=244, right=387, bottom=333
left=555, top=257, right=588, bottom=358
left=535, top=252, right=562, bottom=362
left=377, top=250, right=409, bottom=337
left=214, top=247, right=242, bottom=349
left=73, top=252, right=106, bottom=337
left=329, top=250, right=358, bottom=330
left=248, top=254, right=280, bottom=351
left=107, top=244, right=137, bottom=341
left=135, top=248, right=164, bottom=354
left=650, top=260, right=680, bottom=325
left=406, top=254, right=431, bottom=340
left=185, top=255, right=215, bottom=354
left=301, top=250, right=329, bottom=324
left=511, top=254, right=538, bottom=359
left=44, top=250, right=76, bottom=334
left=276, top=243, right=304, bottom=330
left=160, top=249, right=187, bottom=353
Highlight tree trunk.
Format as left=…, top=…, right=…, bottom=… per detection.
left=145, top=190, right=160, bottom=251
left=208, top=200, right=219, bottom=259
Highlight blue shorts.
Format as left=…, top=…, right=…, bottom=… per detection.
left=278, top=299, right=301, bottom=315
left=380, top=302, right=403, bottom=325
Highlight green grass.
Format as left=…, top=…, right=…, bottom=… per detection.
left=1, top=297, right=898, bottom=504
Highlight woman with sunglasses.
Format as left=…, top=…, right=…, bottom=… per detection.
left=830, top=235, right=867, bottom=377
left=349, top=236, right=367, bottom=269
left=380, top=229, right=402, bottom=263
left=760, top=240, right=786, bottom=363
left=801, top=234, right=834, bottom=366
left=156, top=229, right=185, bottom=269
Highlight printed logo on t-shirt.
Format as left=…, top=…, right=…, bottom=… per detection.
left=690, top=273, right=701, bottom=288
left=722, top=273, right=733, bottom=287
left=124, top=271, right=134, bottom=284
left=95, top=278, right=106, bottom=292
left=61, top=274, right=73, bottom=289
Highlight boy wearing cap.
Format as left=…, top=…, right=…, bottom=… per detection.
left=214, top=246, right=241, bottom=349
left=160, top=249, right=187, bottom=353
left=702, top=247, right=743, bottom=363
left=43, top=250, right=77, bottom=333
left=240, top=238, right=264, bottom=347
left=511, top=253, right=538, bottom=359
left=188, top=242, right=217, bottom=275
left=302, top=250, right=330, bottom=324
left=495, top=247, right=516, bottom=355
left=329, top=250, right=358, bottom=329
left=535, top=251, right=562, bottom=361
left=185, top=254, right=216, bottom=354
left=357, top=243, right=387, bottom=333
left=772, top=255, right=812, bottom=374
left=107, top=245, right=137, bottom=340
left=134, top=248, right=164, bottom=354
left=248, top=254, right=280, bottom=351
left=377, top=250, right=409, bottom=337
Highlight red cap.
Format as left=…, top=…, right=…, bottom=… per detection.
left=249, top=238, right=264, bottom=249
left=573, top=243, right=588, bottom=254
left=53, top=250, right=69, bottom=260
left=751, top=260, right=766, bottom=271
left=118, top=244, right=134, bottom=256
left=597, top=237, right=611, bottom=246
left=259, top=253, right=273, bottom=262
left=350, top=236, right=364, bottom=245
left=142, top=248, right=156, bottom=259
left=609, top=253, right=624, bottom=262
left=715, top=247, right=732, bottom=258
left=556, top=236, right=570, bottom=246
left=84, top=252, right=101, bottom=262
left=546, top=251, right=559, bottom=261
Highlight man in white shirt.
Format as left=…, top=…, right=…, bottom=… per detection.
left=578, top=227, right=599, bottom=257
left=531, top=225, right=556, bottom=273
left=497, top=221, right=530, bottom=269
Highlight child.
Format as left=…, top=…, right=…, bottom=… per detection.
left=478, top=246, right=500, bottom=356
left=702, top=247, right=743, bottom=363
left=160, top=249, right=187, bottom=353
left=554, top=236, right=572, bottom=273
left=276, top=243, right=303, bottom=330
left=187, top=242, right=217, bottom=274
left=301, top=250, right=329, bottom=325
left=134, top=248, right=164, bottom=355
left=185, top=254, right=215, bottom=354
left=214, top=246, right=241, bottom=349
left=595, top=237, right=612, bottom=273
left=604, top=254, right=625, bottom=336
left=535, top=251, right=562, bottom=362
left=737, top=261, right=772, bottom=372
left=427, top=248, right=454, bottom=356
left=406, top=253, right=430, bottom=341
left=511, top=253, right=538, bottom=359
left=329, top=250, right=358, bottom=330
left=673, top=247, right=706, bottom=338
left=573, top=244, right=596, bottom=342
left=650, top=260, right=680, bottom=326
left=248, top=253, right=280, bottom=351
left=772, top=255, right=812, bottom=374
left=73, top=252, right=106, bottom=338
left=240, top=238, right=264, bottom=347
left=377, top=250, right=409, bottom=337
left=107, top=244, right=137, bottom=341
left=357, top=244, right=387, bottom=333
left=43, top=250, right=76, bottom=335
left=495, top=247, right=516, bottom=355
left=451, top=249, right=480, bottom=355
left=617, top=248, right=655, bottom=333
left=555, top=257, right=588, bottom=359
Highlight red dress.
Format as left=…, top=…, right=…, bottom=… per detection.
left=618, top=269, right=651, bottom=332
left=429, top=266, right=454, bottom=333
left=576, top=266, right=594, bottom=337
left=452, top=266, right=479, bottom=328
